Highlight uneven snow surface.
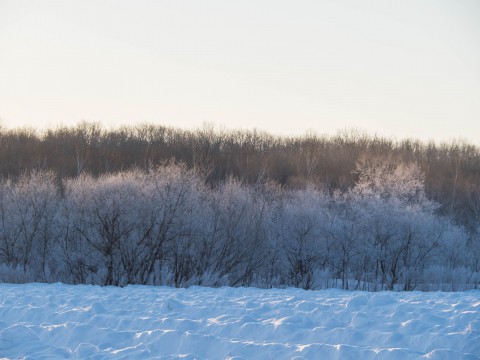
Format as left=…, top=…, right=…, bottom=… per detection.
left=0, top=284, right=479, bottom=359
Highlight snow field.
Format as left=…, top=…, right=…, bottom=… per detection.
left=0, top=284, right=479, bottom=359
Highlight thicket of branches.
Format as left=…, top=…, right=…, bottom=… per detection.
left=0, top=161, right=479, bottom=291
left=1, top=122, right=480, bottom=231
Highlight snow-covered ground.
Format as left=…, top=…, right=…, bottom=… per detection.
left=0, top=284, right=479, bottom=359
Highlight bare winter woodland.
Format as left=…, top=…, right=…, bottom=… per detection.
left=0, top=123, right=479, bottom=290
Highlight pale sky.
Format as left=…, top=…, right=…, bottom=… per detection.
left=0, top=0, right=479, bottom=142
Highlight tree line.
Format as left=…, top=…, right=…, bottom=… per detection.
left=0, top=160, right=478, bottom=291
left=1, top=122, right=479, bottom=231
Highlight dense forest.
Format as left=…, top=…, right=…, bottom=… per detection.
left=0, top=122, right=479, bottom=290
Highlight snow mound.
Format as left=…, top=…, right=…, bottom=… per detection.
left=0, top=284, right=479, bottom=359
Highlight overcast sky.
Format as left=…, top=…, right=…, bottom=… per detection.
left=0, top=0, right=479, bottom=142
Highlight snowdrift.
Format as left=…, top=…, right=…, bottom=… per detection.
left=0, top=284, right=479, bottom=359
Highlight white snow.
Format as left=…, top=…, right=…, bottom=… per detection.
left=0, top=284, right=479, bottom=359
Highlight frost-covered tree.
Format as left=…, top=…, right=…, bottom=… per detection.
left=0, top=171, right=59, bottom=281
left=63, top=171, right=149, bottom=285
left=347, top=159, right=446, bottom=290
left=277, top=186, right=329, bottom=289
left=196, top=178, right=272, bottom=287
left=145, top=164, right=206, bottom=287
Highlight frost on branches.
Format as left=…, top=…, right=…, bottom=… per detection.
left=0, top=161, right=478, bottom=291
